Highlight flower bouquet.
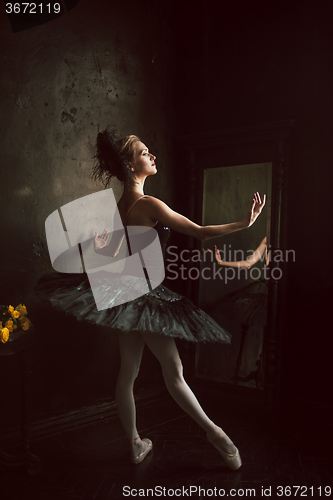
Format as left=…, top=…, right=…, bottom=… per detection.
left=0, top=304, right=33, bottom=344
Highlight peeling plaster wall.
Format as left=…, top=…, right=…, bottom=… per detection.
left=0, top=0, right=176, bottom=303
left=0, top=0, right=177, bottom=424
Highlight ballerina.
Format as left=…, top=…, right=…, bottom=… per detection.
left=37, top=128, right=266, bottom=469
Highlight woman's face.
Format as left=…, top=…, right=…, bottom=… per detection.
left=132, top=141, right=157, bottom=178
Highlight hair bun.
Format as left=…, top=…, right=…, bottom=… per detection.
left=92, top=128, right=132, bottom=187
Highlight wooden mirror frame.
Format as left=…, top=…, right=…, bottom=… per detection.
left=177, top=120, right=295, bottom=410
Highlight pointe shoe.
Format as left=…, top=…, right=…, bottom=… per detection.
left=207, top=434, right=242, bottom=470
left=131, top=435, right=153, bottom=465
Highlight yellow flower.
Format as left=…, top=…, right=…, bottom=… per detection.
left=20, top=317, right=31, bottom=331
left=8, top=305, right=14, bottom=313
left=12, top=310, right=20, bottom=319
left=16, top=304, right=28, bottom=317
left=5, top=320, right=13, bottom=333
left=22, top=321, right=30, bottom=331
left=1, top=327, right=9, bottom=343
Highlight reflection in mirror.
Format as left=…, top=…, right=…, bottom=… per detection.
left=196, top=163, right=272, bottom=389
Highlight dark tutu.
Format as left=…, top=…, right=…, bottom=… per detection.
left=214, top=280, right=268, bottom=327
left=35, top=271, right=231, bottom=344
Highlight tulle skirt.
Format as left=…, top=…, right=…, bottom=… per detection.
left=35, top=272, right=231, bottom=343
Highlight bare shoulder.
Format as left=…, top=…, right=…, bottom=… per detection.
left=142, top=195, right=162, bottom=203
left=122, top=195, right=165, bottom=226
left=141, top=196, right=170, bottom=210
left=128, top=196, right=173, bottom=226
left=141, top=196, right=174, bottom=219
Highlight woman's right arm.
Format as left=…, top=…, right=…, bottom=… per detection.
left=94, top=228, right=124, bottom=257
left=143, top=193, right=266, bottom=242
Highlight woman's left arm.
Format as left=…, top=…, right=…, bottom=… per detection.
left=141, top=194, right=266, bottom=242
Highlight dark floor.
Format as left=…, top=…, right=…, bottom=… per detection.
left=1, top=391, right=332, bottom=500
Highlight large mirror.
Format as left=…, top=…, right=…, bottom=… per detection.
left=196, top=163, right=272, bottom=389
left=178, top=120, right=294, bottom=408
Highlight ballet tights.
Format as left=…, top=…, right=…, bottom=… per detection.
left=115, top=331, right=145, bottom=442
left=115, top=331, right=236, bottom=456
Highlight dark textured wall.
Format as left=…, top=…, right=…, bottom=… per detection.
left=0, top=0, right=177, bottom=427
left=0, top=0, right=177, bottom=303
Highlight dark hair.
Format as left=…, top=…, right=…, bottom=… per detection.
left=92, top=128, right=140, bottom=188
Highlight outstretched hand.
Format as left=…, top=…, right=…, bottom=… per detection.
left=94, top=228, right=110, bottom=249
left=214, top=244, right=223, bottom=264
left=245, top=192, right=266, bottom=228
left=203, top=246, right=223, bottom=265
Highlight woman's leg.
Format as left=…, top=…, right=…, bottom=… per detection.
left=115, top=331, right=151, bottom=461
left=142, top=332, right=236, bottom=455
